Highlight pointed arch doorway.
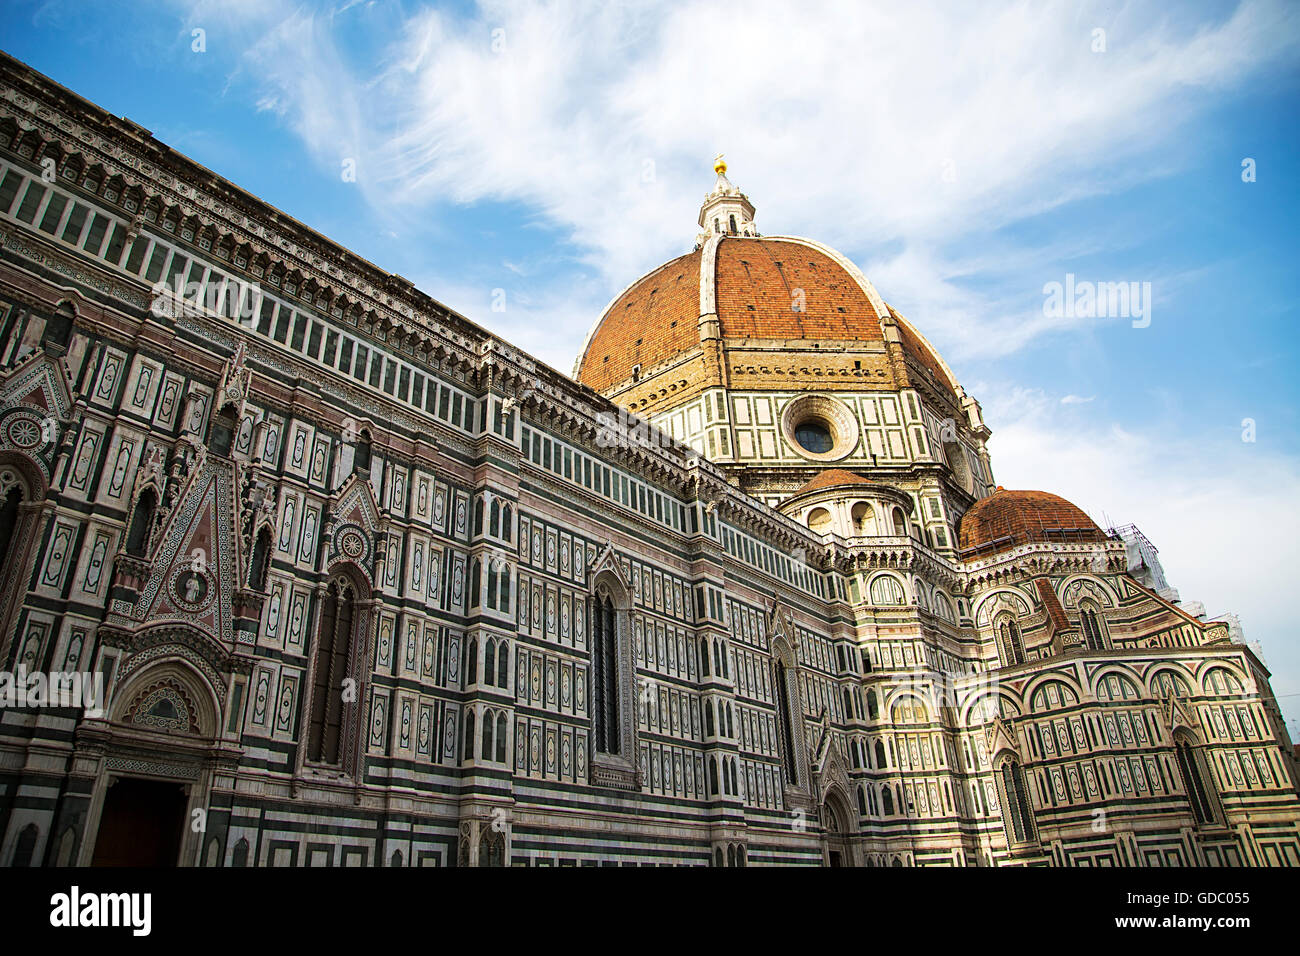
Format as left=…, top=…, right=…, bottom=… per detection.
left=822, top=793, right=855, bottom=867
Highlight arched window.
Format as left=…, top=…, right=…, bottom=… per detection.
left=869, top=575, right=905, bottom=606
left=590, top=574, right=634, bottom=780
left=489, top=499, right=500, bottom=537
left=891, top=508, right=907, bottom=536
left=595, top=595, right=624, bottom=749
left=501, top=504, right=513, bottom=540
left=1174, top=735, right=1217, bottom=825
left=874, top=739, right=887, bottom=769
left=469, top=558, right=481, bottom=608
left=482, top=707, right=494, bottom=760
left=249, top=526, right=272, bottom=590
left=882, top=786, right=894, bottom=816
left=998, top=759, right=1036, bottom=845
left=705, top=700, right=715, bottom=736
left=867, top=689, right=879, bottom=721
left=482, top=830, right=504, bottom=867
left=851, top=501, right=873, bottom=536
left=591, top=592, right=621, bottom=754
left=43, top=299, right=75, bottom=353
left=353, top=429, right=372, bottom=474
left=709, top=757, right=719, bottom=795
left=807, top=507, right=832, bottom=534
left=465, top=637, right=478, bottom=685
left=210, top=404, right=238, bottom=457
left=729, top=214, right=737, bottom=234
left=858, top=786, right=868, bottom=815
left=497, top=564, right=511, bottom=614
left=496, top=712, right=508, bottom=763
left=484, top=639, right=497, bottom=686
left=0, top=484, right=22, bottom=562
left=996, top=613, right=1026, bottom=666
left=463, top=708, right=476, bottom=761
left=774, top=659, right=799, bottom=785
left=307, top=577, right=358, bottom=765
left=124, top=488, right=156, bottom=557
left=700, top=637, right=710, bottom=677
left=1080, top=603, right=1108, bottom=651
left=496, top=641, right=509, bottom=689
left=11, top=823, right=38, bottom=866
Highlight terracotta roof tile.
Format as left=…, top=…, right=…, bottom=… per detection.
left=958, top=488, right=1106, bottom=556
left=793, top=468, right=874, bottom=496
left=575, top=236, right=953, bottom=398
left=578, top=249, right=701, bottom=393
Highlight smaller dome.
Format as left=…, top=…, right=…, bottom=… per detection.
left=959, top=488, right=1106, bottom=555
left=793, top=469, right=874, bottom=496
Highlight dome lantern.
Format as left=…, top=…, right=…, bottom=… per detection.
left=696, top=155, right=757, bottom=245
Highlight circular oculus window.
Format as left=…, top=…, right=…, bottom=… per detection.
left=781, top=395, right=859, bottom=462
left=795, top=419, right=834, bottom=454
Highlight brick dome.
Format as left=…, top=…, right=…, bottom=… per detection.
left=573, top=233, right=957, bottom=399
left=793, top=468, right=874, bottom=496
left=958, top=488, right=1107, bottom=555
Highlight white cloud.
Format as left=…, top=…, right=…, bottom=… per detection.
left=176, top=0, right=1300, bottom=362
left=173, top=0, right=1300, bottom=724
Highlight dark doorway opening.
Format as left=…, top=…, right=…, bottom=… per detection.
left=828, top=850, right=843, bottom=867
left=90, top=777, right=188, bottom=866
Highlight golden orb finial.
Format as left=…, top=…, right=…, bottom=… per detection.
left=713, top=153, right=727, bottom=176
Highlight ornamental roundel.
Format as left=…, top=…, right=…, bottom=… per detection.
left=335, top=524, right=369, bottom=563
left=3, top=412, right=46, bottom=451
left=171, top=566, right=214, bottom=612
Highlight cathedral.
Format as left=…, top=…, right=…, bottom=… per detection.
left=0, top=51, right=1297, bottom=868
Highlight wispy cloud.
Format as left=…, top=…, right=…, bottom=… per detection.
left=172, top=0, right=1300, bottom=362
left=159, top=0, right=1300, bottom=719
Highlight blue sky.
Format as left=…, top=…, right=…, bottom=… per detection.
left=4, top=0, right=1299, bottom=729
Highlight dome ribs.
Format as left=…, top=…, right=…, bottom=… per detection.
left=958, top=489, right=1109, bottom=557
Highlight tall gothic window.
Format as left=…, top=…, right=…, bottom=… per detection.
left=996, top=614, right=1026, bottom=667
left=210, top=404, right=238, bottom=457
left=998, top=758, right=1036, bottom=845
left=496, top=641, right=509, bottom=690
left=590, top=593, right=620, bottom=754
left=248, top=526, right=272, bottom=590
left=353, top=429, right=372, bottom=474
left=124, top=489, right=156, bottom=557
left=774, top=659, right=798, bottom=785
left=1080, top=603, right=1108, bottom=651
left=307, top=578, right=357, bottom=765
left=1174, top=734, right=1217, bottom=825
left=0, top=485, right=21, bottom=560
